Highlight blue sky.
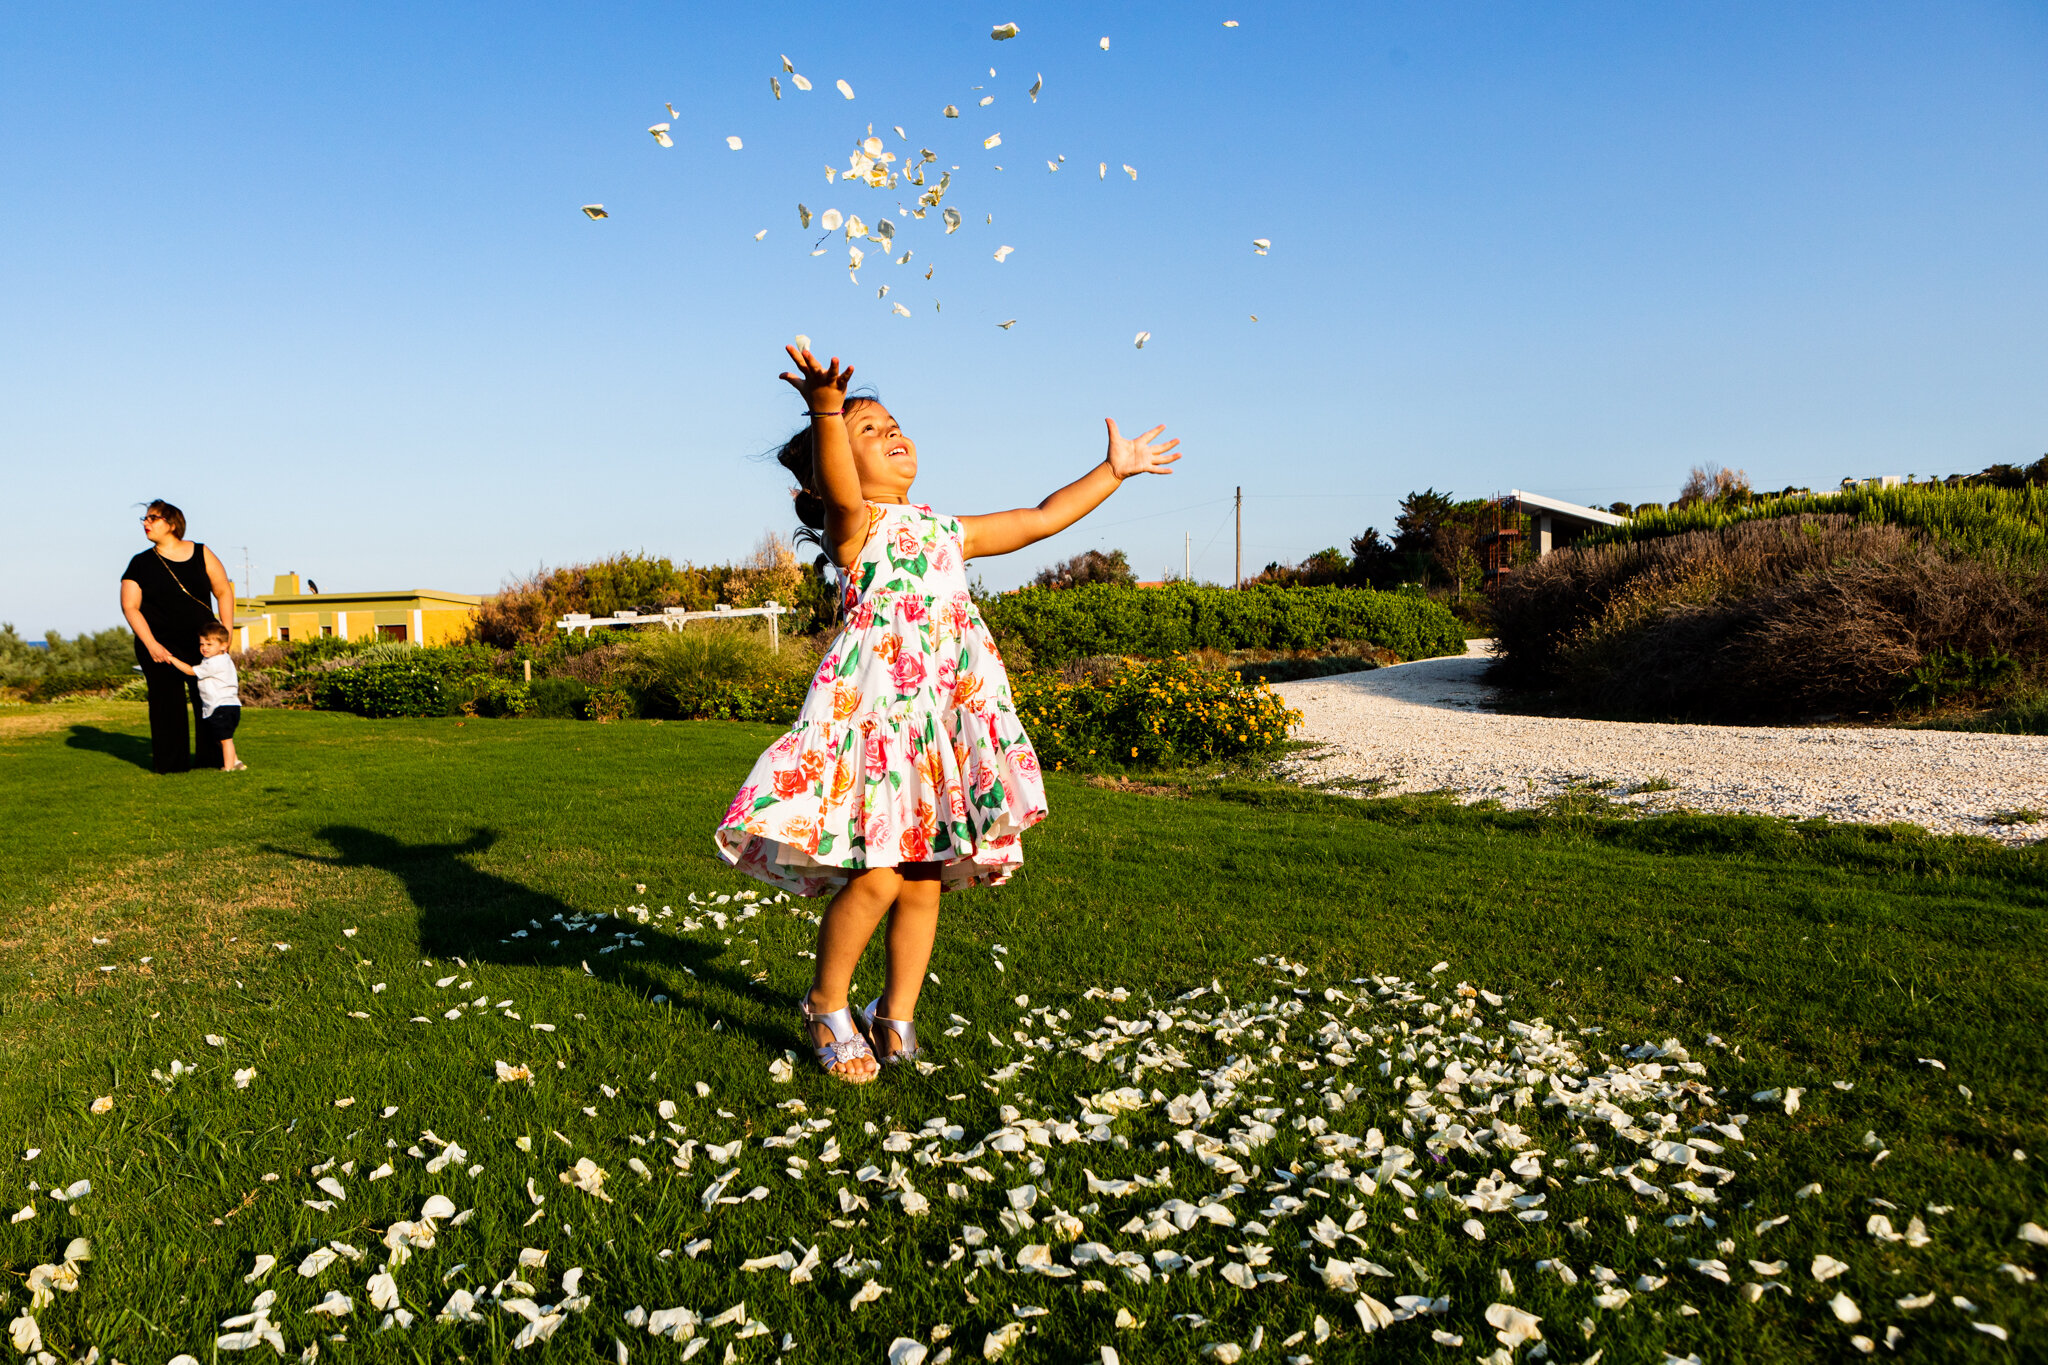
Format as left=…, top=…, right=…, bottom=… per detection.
left=5, top=1, right=2044, bottom=634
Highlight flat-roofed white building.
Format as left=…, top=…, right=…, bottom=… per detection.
left=1509, top=489, right=1630, bottom=556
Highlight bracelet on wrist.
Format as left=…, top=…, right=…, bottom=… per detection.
left=807, top=409, right=844, bottom=418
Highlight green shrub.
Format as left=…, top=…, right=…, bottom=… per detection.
left=453, top=677, right=534, bottom=718
left=0, top=624, right=137, bottom=687
left=528, top=676, right=591, bottom=719
left=24, top=669, right=142, bottom=702
left=1582, top=483, right=2048, bottom=562
left=619, top=624, right=816, bottom=721
left=978, top=584, right=1466, bottom=669
left=1225, top=655, right=1382, bottom=685
left=316, top=661, right=452, bottom=718
left=1909, top=689, right=2048, bottom=736
left=1492, top=515, right=2048, bottom=721
left=677, top=675, right=813, bottom=723
left=311, top=645, right=501, bottom=718
left=1010, top=654, right=1301, bottom=772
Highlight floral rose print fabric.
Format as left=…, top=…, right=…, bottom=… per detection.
left=715, top=504, right=1048, bottom=894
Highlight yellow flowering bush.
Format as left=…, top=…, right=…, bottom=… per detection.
left=1010, top=654, right=1301, bottom=771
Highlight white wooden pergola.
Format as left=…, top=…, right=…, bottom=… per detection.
left=556, top=602, right=789, bottom=651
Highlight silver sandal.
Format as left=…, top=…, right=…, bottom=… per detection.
left=856, top=998, right=922, bottom=1066
left=799, top=998, right=878, bottom=1084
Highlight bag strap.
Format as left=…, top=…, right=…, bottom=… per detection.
left=155, top=545, right=219, bottom=620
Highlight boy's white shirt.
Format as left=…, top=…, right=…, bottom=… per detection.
left=192, top=654, right=240, bottom=717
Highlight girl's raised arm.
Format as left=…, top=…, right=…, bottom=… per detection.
left=959, top=418, right=1180, bottom=560
left=778, top=346, right=866, bottom=566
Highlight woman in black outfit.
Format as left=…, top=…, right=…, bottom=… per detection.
left=119, top=500, right=236, bottom=773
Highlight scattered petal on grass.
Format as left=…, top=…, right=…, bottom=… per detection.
left=562, top=1157, right=614, bottom=1202
left=1830, top=1292, right=1862, bottom=1324
left=984, top=1321, right=1026, bottom=1357
left=1485, top=1303, right=1543, bottom=1348
left=9, top=1312, right=42, bottom=1355
left=90, top=1096, right=113, bottom=1114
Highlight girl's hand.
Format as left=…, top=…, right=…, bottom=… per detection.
left=1104, top=418, right=1181, bottom=480
left=779, top=345, right=855, bottom=413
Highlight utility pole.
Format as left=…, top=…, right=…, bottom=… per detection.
left=1234, top=487, right=1242, bottom=589
left=228, top=546, right=253, bottom=607
left=1184, top=532, right=1190, bottom=582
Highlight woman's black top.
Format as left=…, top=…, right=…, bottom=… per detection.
left=123, top=543, right=217, bottom=664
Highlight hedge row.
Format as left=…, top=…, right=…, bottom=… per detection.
left=978, top=583, right=1467, bottom=668
left=1010, top=654, right=1300, bottom=771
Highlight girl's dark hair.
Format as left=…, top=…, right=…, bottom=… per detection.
left=772, top=394, right=880, bottom=569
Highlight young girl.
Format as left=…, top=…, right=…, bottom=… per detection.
left=715, top=345, right=1181, bottom=1083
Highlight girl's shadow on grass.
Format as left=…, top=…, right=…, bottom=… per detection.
left=266, top=825, right=787, bottom=1054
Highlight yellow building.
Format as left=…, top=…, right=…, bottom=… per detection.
left=233, top=574, right=482, bottom=649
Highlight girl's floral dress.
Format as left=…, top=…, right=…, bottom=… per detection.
left=715, top=503, right=1048, bottom=895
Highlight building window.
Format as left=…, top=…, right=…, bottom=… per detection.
left=321, top=625, right=333, bottom=637
left=378, top=624, right=408, bottom=641
left=278, top=628, right=291, bottom=642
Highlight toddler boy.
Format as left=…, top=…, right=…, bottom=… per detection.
left=169, top=621, right=247, bottom=771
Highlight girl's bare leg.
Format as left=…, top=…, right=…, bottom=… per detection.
left=804, top=867, right=901, bottom=1081
left=876, top=864, right=943, bottom=1058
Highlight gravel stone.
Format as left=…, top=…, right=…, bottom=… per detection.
left=1275, top=642, right=2048, bottom=844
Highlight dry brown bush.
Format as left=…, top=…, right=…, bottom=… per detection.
left=1492, top=515, right=2047, bottom=720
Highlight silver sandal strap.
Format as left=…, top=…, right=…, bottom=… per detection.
left=860, top=999, right=921, bottom=1060
left=803, top=1003, right=875, bottom=1068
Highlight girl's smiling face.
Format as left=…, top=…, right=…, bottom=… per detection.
left=844, top=400, right=917, bottom=501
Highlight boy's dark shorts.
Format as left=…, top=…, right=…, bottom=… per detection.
left=200, top=704, right=241, bottom=740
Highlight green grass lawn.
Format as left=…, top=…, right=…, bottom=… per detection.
left=2, top=702, right=2045, bottom=1363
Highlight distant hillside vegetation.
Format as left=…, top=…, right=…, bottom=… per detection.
left=1491, top=483, right=2048, bottom=725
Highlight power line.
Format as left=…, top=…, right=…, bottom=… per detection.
left=1089, top=495, right=1232, bottom=529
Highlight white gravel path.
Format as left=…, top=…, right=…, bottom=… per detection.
left=1275, top=641, right=2048, bottom=844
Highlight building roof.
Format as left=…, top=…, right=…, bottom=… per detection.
left=237, top=588, right=484, bottom=609
left=1508, top=489, right=1631, bottom=527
